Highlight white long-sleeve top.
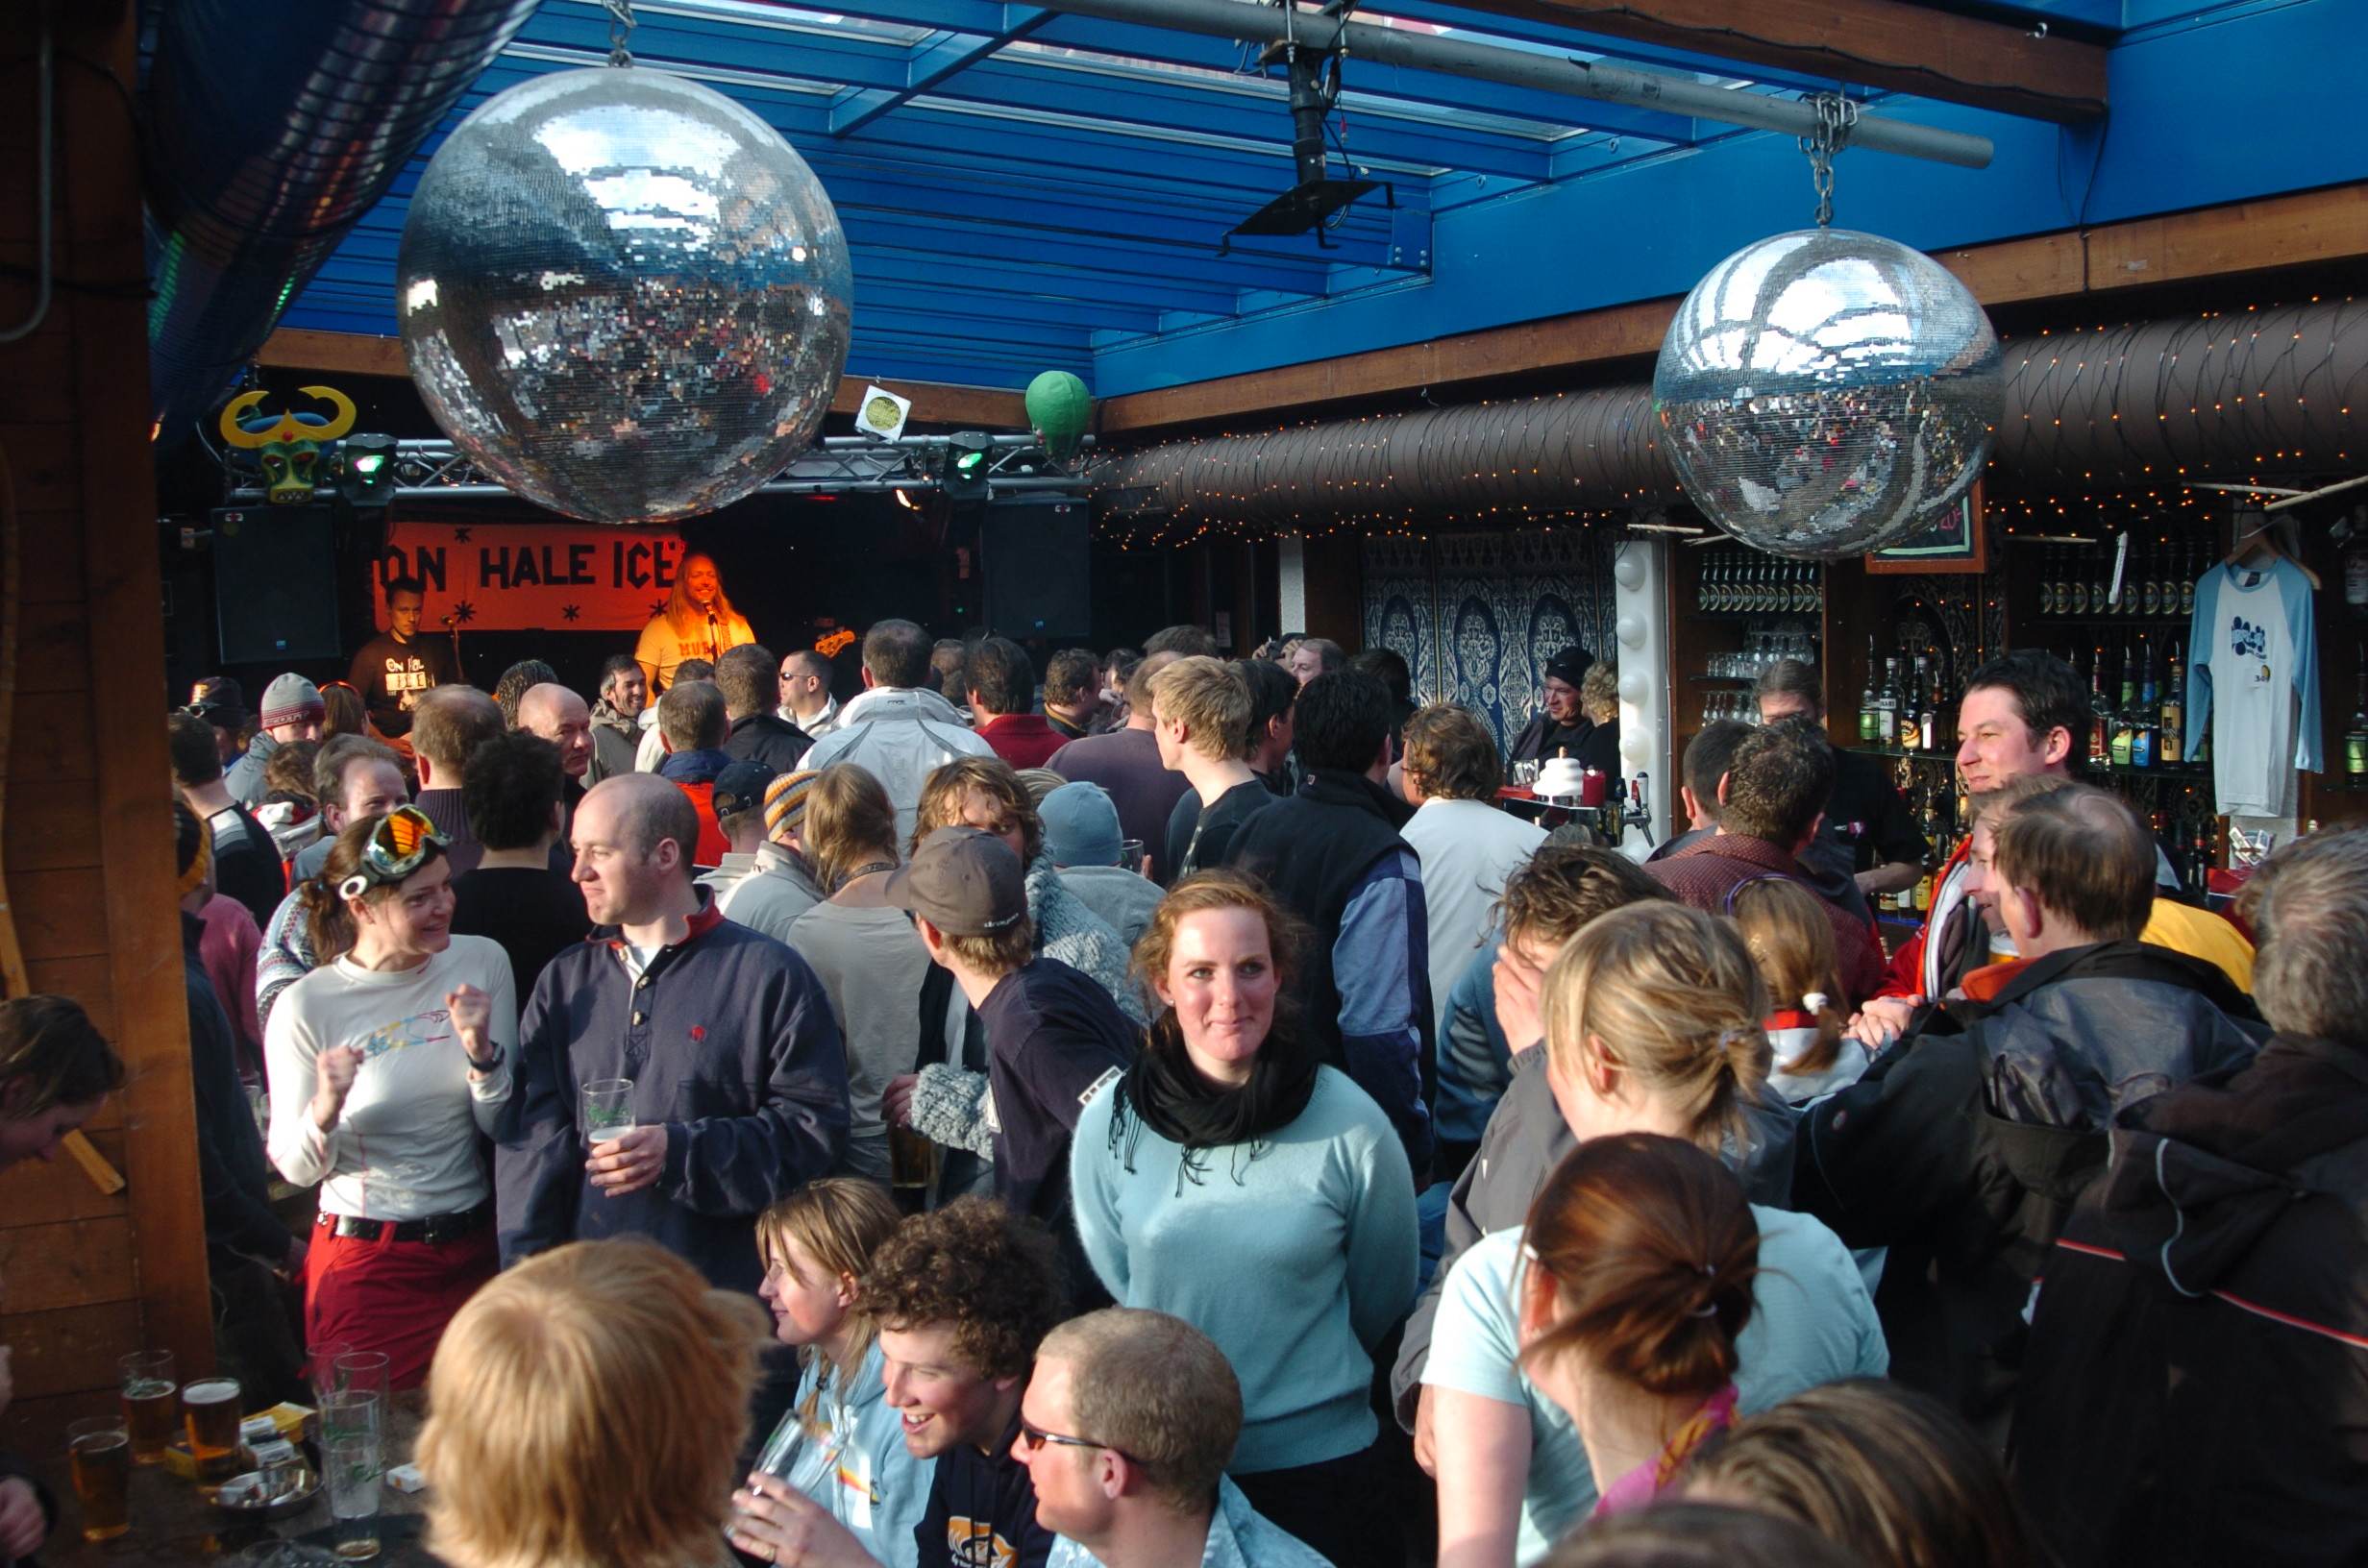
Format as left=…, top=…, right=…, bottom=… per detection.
left=265, top=936, right=518, bottom=1220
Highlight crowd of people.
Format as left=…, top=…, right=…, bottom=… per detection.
left=1, top=565, right=2363, bottom=1568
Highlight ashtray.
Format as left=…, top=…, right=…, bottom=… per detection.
left=214, top=1464, right=321, bottom=1518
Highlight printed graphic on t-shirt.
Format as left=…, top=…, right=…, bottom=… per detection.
left=946, top=1519, right=1016, bottom=1568
left=378, top=653, right=435, bottom=710
left=355, top=1007, right=455, bottom=1063
left=2229, top=616, right=2272, bottom=682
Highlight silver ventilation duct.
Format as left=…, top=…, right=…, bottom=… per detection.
left=1097, top=298, right=2368, bottom=527
left=142, top=0, right=542, bottom=444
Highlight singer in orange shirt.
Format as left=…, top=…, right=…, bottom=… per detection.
left=635, top=552, right=756, bottom=693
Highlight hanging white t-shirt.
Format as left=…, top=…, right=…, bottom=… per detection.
left=2188, top=559, right=2321, bottom=816
left=265, top=937, right=518, bottom=1220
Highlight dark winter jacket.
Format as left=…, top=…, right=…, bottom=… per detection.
left=1392, top=1040, right=1799, bottom=1427
left=496, top=895, right=850, bottom=1293
left=2011, top=1034, right=2368, bottom=1566
left=725, top=711, right=814, bottom=773
left=1793, top=939, right=2266, bottom=1417
left=183, top=913, right=290, bottom=1267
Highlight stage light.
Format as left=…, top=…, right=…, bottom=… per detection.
left=943, top=431, right=991, bottom=503
left=893, top=487, right=920, bottom=511
left=340, top=433, right=399, bottom=509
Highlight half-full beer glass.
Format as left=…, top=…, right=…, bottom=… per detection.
left=119, top=1349, right=179, bottom=1464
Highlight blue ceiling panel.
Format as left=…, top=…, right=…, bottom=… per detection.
left=275, top=0, right=2356, bottom=398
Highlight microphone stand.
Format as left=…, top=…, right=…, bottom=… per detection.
left=443, top=613, right=463, bottom=685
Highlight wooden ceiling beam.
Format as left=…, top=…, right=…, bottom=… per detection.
left=1455, top=0, right=2107, bottom=124
left=1099, top=182, right=2368, bottom=434
left=255, top=330, right=1032, bottom=429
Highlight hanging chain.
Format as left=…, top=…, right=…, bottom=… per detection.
left=1797, top=92, right=1859, bottom=227
left=604, top=0, right=636, bottom=65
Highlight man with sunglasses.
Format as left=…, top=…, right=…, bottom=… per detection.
left=1024, top=1310, right=1328, bottom=1568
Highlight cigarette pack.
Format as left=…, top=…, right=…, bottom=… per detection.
left=386, top=1463, right=427, bottom=1494
left=239, top=1415, right=281, bottom=1444
left=257, top=1402, right=313, bottom=1442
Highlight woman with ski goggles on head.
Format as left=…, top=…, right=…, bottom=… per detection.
left=264, top=804, right=520, bottom=1389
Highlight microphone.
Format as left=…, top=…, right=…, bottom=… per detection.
left=439, top=614, right=459, bottom=625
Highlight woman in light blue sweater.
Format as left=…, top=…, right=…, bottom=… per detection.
left=745, top=1178, right=928, bottom=1568
left=1071, top=871, right=1418, bottom=1568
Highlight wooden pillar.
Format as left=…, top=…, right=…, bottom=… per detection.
left=0, top=0, right=213, bottom=1465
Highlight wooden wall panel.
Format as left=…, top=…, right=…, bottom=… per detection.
left=0, top=4, right=213, bottom=1505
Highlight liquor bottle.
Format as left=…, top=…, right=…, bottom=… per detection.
left=2088, top=645, right=2113, bottom=768
left=2037, top=550, right=2058, bottom=617
left=2132, top=644, right=2157, bottom=770
left=2158, top=548, right=2182, bottom=619
left=2349, top=647, right=2368, bottom=781
left=2067, top=555, right=2090, bottom=617
left=1877, top=657, right=1900, bottom=747
left=2140, top=548, right=2162, bottom=617
left=2120, top=635, right=2141, bottom=712
left=2160, top=647, right=2184, bottom=763
left=1898, top=663, right=1921, bottom=751
left=1859, top=638, right=1879, bottom=744
left=2095, top=546, right=2116, bottom=617
left=2179, top=542, right=2198, bottom=618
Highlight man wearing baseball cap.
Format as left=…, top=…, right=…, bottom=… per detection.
left=188, top=675, right=249, bottom=768
left=698, top=759, right=777, bottom=905
left=887, top=828, right=1133, bottom=1302
left=228, top=673, right=327, bottom=806
left=1507, top=645, right=1596, bottom=767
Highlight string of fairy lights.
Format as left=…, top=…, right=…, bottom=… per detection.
left=1088, top=294, right=2364, bottom=551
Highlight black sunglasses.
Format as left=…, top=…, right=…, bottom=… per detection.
left=1018, top=1420, right=1147, bottom=1468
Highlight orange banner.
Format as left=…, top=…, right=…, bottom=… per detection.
left=375, top=520, right=687, bottom=632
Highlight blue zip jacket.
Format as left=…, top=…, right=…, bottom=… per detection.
left=496, top=895, right=850, bottom=1292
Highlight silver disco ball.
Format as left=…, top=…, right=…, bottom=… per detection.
left=1652, top=229, right=2001, bottom=559
left=398, top=67, right=852, bottom=523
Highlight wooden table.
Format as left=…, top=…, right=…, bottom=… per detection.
left=52, top=1403, right=433, bottom=1565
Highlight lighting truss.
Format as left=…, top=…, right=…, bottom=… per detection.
left=218, top=432, right=1097, bottom=507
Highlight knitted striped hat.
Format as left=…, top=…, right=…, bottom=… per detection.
left=764, top=769, right=821, bottom=837
left=259, top=673, right=325, bottom=730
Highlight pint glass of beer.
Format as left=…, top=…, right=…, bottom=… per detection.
left=67, top=1415, right=132, bottom=1541
left=183, top=1376, right=245, bottom=1483
left=888, top=1125, right=940, bottom=1193
left=119, top=1350, right=179, bottom=1465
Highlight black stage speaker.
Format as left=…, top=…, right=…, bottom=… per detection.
left=213, top=504, right=342, bottom=664
left=981, top=499, right=1091, bottom=639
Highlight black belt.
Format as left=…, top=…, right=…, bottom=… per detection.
left=318, top=1202, right=492, bottom=1245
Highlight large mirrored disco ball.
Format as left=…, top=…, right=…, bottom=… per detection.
left=399, top=68, right=852, bottom=524
left=1653, top=229, right=2001, bottom=559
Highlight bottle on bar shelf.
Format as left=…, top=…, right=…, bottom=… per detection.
left=2348, top=644, right=2368, bottom=782
left=1859, top=637, right=1879, bottom=745
left=2087, top=645, right=2112, bottom=769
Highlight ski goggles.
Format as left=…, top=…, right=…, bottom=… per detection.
left=336, top=804, right=452, bottom=900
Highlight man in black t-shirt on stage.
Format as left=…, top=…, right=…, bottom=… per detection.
left=348, top=573, right=459, bottom=738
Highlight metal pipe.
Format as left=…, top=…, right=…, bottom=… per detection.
left=1033, top=0, right=1995, bottom=167
left=1094, top=298, right=2368, bottom=527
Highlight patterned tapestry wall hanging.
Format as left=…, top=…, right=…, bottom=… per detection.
left=1361, top=528, right=1619, bottom=755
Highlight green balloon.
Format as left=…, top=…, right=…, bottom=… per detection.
left=1025, top=371, right=1092, bottom=458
